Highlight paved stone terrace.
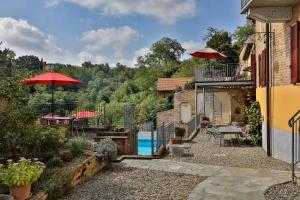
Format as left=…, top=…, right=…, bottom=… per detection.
left=121, top=159, right=291, bottom=200
left=166, top=133, right=291, bottom=171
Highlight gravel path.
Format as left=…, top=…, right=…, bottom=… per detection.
left=265, top=182, right=300, bottom=200
left=61, top=164, right=205, bottom=200
left=166, top=132, right=291, bottom=170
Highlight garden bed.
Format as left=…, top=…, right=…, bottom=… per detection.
left=32, top=153, right=108, bottom=200
left=265, top=181, right=300, bottom=200
left=61, top=164, right=205, bottom=200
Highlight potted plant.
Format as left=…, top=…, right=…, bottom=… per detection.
left=0, top=158, right=44, bottom=200
left=201, top=117, right=210, bottom=128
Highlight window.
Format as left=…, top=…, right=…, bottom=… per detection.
left=291, top=22, right=300, bottom=84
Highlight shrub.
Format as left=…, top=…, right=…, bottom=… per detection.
left=46, top=157, right=64, bottom=168
left=0, top=158, right=44, bottom=187
left=34, top=168, right=74, bottom=200
left=60, top=150, right=73, bottom=162
left=245, top=101, right=263, bottom=145
left=95, top=139, right=118, bottom=161
left=70, top=137, right=88, bottom=157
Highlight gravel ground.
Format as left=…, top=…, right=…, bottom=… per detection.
left=166, top=132, right=291, bottom=170
left=265, top=182, right=300, bottom=200
left=61, top=164, right=205, bottom=200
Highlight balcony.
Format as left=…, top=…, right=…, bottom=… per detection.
left=241, top=0, right=298, bottom=21
left=241, top=0, right=252, bottom=12
left=195, top=64, right=253, bottom=87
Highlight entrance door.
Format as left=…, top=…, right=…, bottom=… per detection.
left=180, top=103, right=191, bottom=123
left=214, top=92, right=231, bottom=124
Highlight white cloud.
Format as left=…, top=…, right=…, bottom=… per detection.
left=81, top=26, right=141, bottom=59
left=79, top=51, right=93, bottom=63
left=0, top=17, right=78, bottom=64
left=181, top=40, right=202, bottom=54
left=47, top=0, right=197, bottom=25
left=181, top=40, right=203, bottom=60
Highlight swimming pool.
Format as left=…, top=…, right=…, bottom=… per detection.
left=138, top=132, right=157, bottom=155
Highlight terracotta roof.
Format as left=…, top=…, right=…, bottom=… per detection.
left=157, top=77, right=194, bottom=91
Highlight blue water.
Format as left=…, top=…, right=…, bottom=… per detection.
left=138, top=132, right=157, bottom=155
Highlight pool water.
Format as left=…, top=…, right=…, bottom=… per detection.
left=138, top=132, right=157, bottom=155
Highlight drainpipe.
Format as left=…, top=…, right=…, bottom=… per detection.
left=266, top=23, right=271, bottom=156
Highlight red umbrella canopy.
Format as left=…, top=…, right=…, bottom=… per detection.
left=72, top=111, right=101, bottom=119
left=22, top=71, right=81, bottom=86
left=190, top=47, right=227, bottom=60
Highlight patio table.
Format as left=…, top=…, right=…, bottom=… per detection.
left=41, top=116, right=75, bottom=125
left=215, top=125, right=243, bottom=146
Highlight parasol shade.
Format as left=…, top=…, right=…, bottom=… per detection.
left=72, top=111, right=101, bottom=119
left=22, top=71, right=81, bottom=85
left=190, top=47, right=227, bottom=59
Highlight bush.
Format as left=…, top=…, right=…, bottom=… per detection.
left=46, top=157, right=64, bottom=168
left=34, top=168, right=74, bottom=200
left=70, top=137, right=88, bottom=157
left=0, top=158, right=44, bottom=187
left=245, top=101, right=263, bottom=145
left=60, top=150, right=73, bottom=162
left=95, top=139, right=118, bottom=161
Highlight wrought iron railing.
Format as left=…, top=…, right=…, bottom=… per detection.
left=187, top=113, right=202, bottom=137
left=31, top=103, right=135, bottom=128
left=156, top=122, right=175, bottom=151
left=288, top=110, right=300, bottom=184
left=195, top=64, right=251, bottom=82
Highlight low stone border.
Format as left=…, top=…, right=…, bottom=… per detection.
left=30, top=153, right=108, bottom=200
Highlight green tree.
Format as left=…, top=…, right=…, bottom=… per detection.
left=138, top=37, right=185, bottom=67
left=15, top=55, right=43, bottom=70
left=233, top=20, right=255, bottom=48
left=204, top=28, right=239, bottom=63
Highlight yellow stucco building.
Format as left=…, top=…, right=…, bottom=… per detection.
left=241, top=0, right=300, bottom=162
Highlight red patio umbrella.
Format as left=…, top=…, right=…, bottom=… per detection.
left=23, top=72, right=81, bottom=116
left=72, top=111, right=101, bottom=119
left=190, top=47, right=227, bottom=60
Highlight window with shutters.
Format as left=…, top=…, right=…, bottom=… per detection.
left=258, top=54, right=262, bottom=87
left=261, top=49, right=266, bottom=87
left=291, top=22, right=300, bottom=84
left=251, top=54, right=257, bottom=87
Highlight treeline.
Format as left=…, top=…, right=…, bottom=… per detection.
left=0, top=21, right=254, bottom=124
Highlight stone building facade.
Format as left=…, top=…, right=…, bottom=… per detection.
left=157, top=89, right=250, bottom=131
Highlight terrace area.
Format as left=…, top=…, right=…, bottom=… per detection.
left=195, top=63, right=254, bottom=87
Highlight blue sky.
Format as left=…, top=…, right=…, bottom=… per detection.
left=0, top=0, right=246, bottom=66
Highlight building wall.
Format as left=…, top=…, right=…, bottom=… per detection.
left=254, top=2, right=300, bottom=161
left=157, top=91, right=172, bottom=99
left=156, top=109, right=175, bottom=127
left=156, top=89, right=250, bottom=128
left=174, top=90, right=196, bottom=125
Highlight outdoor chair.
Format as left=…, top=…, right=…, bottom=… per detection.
left=182, top=141, right=194, bottom=157
left=240, top=125, right=250, bottom=139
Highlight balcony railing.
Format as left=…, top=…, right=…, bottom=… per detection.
left=195, top=64, right=251, bottom=83
left=241, top=0, right=252, bottom=9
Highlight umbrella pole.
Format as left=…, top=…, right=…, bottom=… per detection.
left=51, top=80, right=54, bottom=118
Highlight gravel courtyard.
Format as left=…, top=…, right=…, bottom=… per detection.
left=166, top=132, right=291, bottom=170
left=265, top=181, right=300, bottom=200
left=61, top=164, right=205, bottom=200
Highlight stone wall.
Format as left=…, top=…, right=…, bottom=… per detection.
left=173, top=90, right=196, bottom=125
left=156, top=109, right=174, bottom=126
left=71, top=153, right=107, bottom=187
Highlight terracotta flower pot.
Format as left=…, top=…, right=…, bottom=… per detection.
left=171, top=138, right=178, bottom=144
left=9, top=184, right=31, bottom=200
